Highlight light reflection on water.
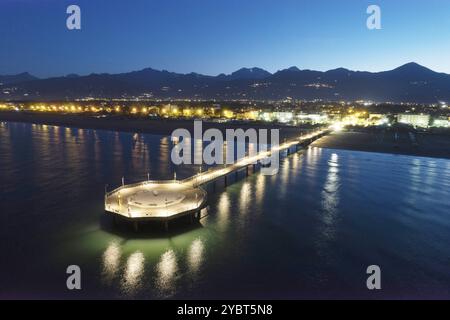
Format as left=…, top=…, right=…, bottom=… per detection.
left=155, top=249, right=178, bottom=298
left=279, top=153, right=291, bottom=197
left=239, top=181, right=251, bottom=214
left=102, top=240, right=122, bottom=284
left=122, top=251, right=145, bottom=295
left=254, top=174, right=265, bottom=208
left=216, top=193, right=230, bottom=231
left=187, top=238, right=205, bottom=274
left=319, top=152, right=340, bottom=250
left=1, top=122, right=450, bottom=299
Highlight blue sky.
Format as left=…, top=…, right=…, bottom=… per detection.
left=1, top=0, right=450, bottom=77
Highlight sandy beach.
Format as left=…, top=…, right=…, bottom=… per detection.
left=313, top=130, right=450, bottom=160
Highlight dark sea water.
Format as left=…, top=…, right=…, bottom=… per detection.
left=0, top=121, right=449, bottom=299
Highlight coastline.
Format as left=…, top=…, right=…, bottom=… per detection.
left=0, top=111, right=310, bottom=140
left=2, top=111, right=450, bottom=160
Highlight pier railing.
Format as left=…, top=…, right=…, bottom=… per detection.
left=105, top=180, right=184, bottom=198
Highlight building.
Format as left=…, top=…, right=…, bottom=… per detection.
left=272, top=112, right=294, bottom=123
left=296, top=113, right=328, bottom=125
left=432, top=117, right=450, bottom=128
left=397, top=114, right=430, bottom=128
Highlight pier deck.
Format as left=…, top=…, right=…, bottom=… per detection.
left=105, top=181, right=207, bottom=221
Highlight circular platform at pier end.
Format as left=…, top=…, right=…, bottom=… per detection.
left=128, top=189, right=186, bottom=208
left=104, top=181, right=207, bottom=221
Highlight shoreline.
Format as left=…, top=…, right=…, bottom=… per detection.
left=0, top=111, right=311, bottom=140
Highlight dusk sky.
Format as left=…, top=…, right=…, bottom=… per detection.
left=1, top=0, right=450, bottom=78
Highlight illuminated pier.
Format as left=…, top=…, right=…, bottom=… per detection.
left=104, top=128, right=329, bottom=231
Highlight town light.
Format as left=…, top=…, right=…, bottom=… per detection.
left=331, top=122, right=344, bottom=132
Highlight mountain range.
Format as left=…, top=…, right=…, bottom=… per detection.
left=0, top=72, right=38, bottom=85
left=1, top=63, right=449, bottom=103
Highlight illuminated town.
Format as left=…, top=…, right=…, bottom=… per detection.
left=1, top=100, right=449, bottom=129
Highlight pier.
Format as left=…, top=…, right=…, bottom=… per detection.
left=104, top=128, right=329, bottom=230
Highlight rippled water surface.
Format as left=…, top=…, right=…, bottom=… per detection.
left=1, top=122, right=449, bottom=299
